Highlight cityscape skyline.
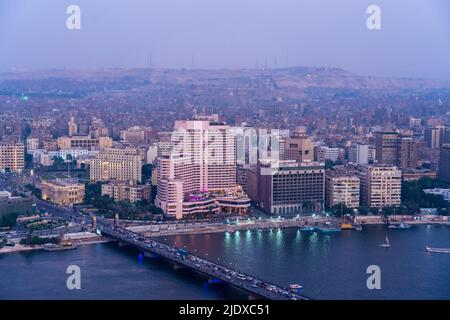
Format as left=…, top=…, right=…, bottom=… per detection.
left=1, top=0, right=450, bottom=79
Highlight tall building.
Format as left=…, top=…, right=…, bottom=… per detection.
left=90, top=148, right=142, bottom=183
left=325, top=168, right=360, bottom=209
left=68, top=117, right=78, bottom=137
left=348, top=143, right=369, bottom=165
left=375, top=131, right=399, bottom=165
left=397, top=136, right=417, bottom=169
left=0, top=143, right=24, bottom=173
left=425, top=126, right=447, bottom=149
left=438, top=144, right=450, bottom=183
left=283, top=129, right=313, bottom=163
left=156, top=118, right=242, bottom=218
left=248, top=160, right=325, bottom=215
left=360, top=165, right=402, bottom=209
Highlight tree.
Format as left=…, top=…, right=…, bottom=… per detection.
left=141, top=164, right=153, bottom=183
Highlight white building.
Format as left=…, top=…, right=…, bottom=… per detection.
left=360, top=165, right=402, bottom=208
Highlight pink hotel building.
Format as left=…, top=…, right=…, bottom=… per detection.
left=156, top=118, right=250, bottom=219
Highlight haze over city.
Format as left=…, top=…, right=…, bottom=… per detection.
left=1, top=0, right=450, bottom=79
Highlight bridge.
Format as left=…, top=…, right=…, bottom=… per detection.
left=100, top=225, right=309, bottom=301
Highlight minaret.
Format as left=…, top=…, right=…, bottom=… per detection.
left=92, top=216, right=97, bottom=231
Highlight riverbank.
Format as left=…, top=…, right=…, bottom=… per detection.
left=129, top=215, right=449, bottom=237
left=0, top=232, right=110, bottom=255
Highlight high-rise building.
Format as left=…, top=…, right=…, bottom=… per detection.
left=375, top=131, right=399, bottom=165
left=325, top=168, right=360, bottom=209
left=349, top=143, right=369, bottom=165
left=360, top=165, right=402, bottom=209
left=156, top=118, right=243, bottom=219
left=397, top=136, right=417, bottom=169
left=0, top=143, right=24, bottom=173
left=90, top=148, right=142, bottom=183
left=438, top=144, right=450, bottom=183
left=424, top=126, right=447, bottom=150
left=248, top=160, right=325, bottom=215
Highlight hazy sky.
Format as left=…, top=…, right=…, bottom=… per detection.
left=0, top=0, right=449, bottom=78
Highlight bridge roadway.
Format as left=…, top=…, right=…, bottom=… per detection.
left=100, top=226, right=309, bottom=301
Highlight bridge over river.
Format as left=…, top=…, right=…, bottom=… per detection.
left=100, top=226, right=309, bottom=300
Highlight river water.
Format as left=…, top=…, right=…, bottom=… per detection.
left=1, top=225, right=449, bottom=300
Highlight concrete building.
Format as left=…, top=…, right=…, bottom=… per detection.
left=41, top=179, right=85, bottom=205
left=438, top=144, right=450, bottom=183
left=349, top=143, right=369, bottom=165
left=397, top=136, right=417, bottom=169
left=146, top=145, right=158, bottom=164
left=325, top=168, right=360, bottom=209
left=0, top=191, right=34, bottom=220
left=282, top=127, right=313, bottom=163
left=360, top=165, right=402, bottom=209
left=57, top=135, right=112, bottom=150
left=90, top=148, right=142, bottom=183
left=425, top=126, right=447, bottom=150
left=249, top=160, right=325, bottom=215
left=375, top=132, right=399, bottom=165
left=101, top=182, right=151, bottom=203
left=156, top=118, right=243, bottom=219
left=0, top=143, right=24, bottom=173
left=26, top=138, right=39, bottom=151
left=120, top=126, right=153, bottom=145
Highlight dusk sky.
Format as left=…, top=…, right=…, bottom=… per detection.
left=0, top=0, right=449, bottom=78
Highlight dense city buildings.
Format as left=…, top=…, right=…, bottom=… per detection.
left=101, top=181, right=152, bottom=203
left=248, top=160, right=325, bottom=215
left=359, top=165, right=402, bottom=209
left=0, top=143, right=24, bottom=173
left=438, top=144, right=450, bottom=184
left=40, top=179, right=85, bottom=205
left=90, top=148, right=142, bottom=183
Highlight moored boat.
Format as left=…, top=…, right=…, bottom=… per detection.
left=289, top=284, right=303, bottom=293
left=299, top=226, right=315, bottom=232
left=426, top=246, right=450, bottom=254
left=318, top=226, right=341, bottom=233
left=388, top=222, right=412, bottom=229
